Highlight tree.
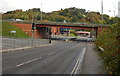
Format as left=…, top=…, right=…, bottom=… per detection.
left=103, top=14, right=110, bottom=24
left=28, top=8, right=40, bottom=12
left=2, top=14, right=13, bottom=19
left=109, top=17, right=119, bottom=24
left=86, top=12, right=101, bottom=23
left=71, top=16, right=78, bottom=22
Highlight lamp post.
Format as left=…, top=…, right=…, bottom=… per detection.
left=101, top=0, right=104, bottom=20
left=118, top=1, right=120, bottom=17
left=41, top=2, right=42, bottom=20
left=109, top=10, right=116, bottom=17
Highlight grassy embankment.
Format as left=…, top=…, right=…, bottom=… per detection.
left=1, top=21, right=30, bottom=38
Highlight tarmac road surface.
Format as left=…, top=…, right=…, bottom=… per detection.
left=2, top=41, right=87, bottom=74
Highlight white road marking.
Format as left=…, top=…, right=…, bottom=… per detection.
left=16, top=63, right=24, bottom=67
left=39, top=57, right=42, bottom=58
left=70, top=47, right=86, bottom=75
left=70, top=56, right=80, bottom=75
left=16, top=57, right=42, bottom=67
left=48, top=53, right=52, bottom=55
left=48, top=52, right=55, bottom=55
left=16, top=51, right=56, bottom=67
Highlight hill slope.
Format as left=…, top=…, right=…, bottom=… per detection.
left=2, top=21, right=30, bottom=38
left=2, top=7, right=118, bottom=24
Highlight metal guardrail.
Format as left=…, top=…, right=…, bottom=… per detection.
left=98, top=46, right=104, bottom=52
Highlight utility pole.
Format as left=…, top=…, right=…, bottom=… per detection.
left=118, top=1, right=120, bottom=17
left=109, top=10, right=116, bottom=17
left=114, top=10, right=115, bottom=17
left=41, top=2, right=42, bottom=21
left=101, top=0, right=104, bottom=20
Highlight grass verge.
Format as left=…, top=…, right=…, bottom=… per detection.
left=1, top=21, right=30, bottom=38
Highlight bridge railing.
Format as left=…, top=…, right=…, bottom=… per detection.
left=11, top=20, right=110, bottom=27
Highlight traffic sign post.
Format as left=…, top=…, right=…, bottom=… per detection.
left=10, top=31, right=16, bottom=48
left=49, top=31, right=52, bottom=44
left=47, top=27, right=52, bottom=44
left=11, top=31, right=16, bottom=34
left=31, top=22, right=36, bottom=46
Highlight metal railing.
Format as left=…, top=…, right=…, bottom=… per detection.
left=2, top=37, right=49, bottom=51
left=12, top=20, right=109, bottom=27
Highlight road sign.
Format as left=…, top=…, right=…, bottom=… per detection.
left=11, top=31, right=16, bottom=33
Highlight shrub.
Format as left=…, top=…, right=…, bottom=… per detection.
left=95, top=23, right=120, bottom=75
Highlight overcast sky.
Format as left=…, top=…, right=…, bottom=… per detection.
left=0, top=0, right=119, bottom=16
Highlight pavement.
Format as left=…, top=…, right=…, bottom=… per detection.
left=1, top=43, right=53, bottom=53
left=81, top=43, right=105, bottom=74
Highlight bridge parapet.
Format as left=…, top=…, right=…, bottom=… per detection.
left=35, top=21, right=110, bottom=27
left=12, top=21, right=110, bottom=27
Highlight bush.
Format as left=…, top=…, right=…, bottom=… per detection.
left=95, top=23, right=120, bottom=75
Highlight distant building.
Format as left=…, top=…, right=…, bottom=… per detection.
left=118, top=1, right=120, bottom=17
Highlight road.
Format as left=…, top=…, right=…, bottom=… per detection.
left=2, top=41, right=86, bottom=74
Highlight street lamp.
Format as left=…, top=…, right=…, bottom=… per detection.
left=109, top=10, right=116, bottom=17
left=101, top=0, right=104, bottom=20
left=41, top=2, right=42, bottom=20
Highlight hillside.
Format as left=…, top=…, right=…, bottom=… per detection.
left=2, top=21, right=30, bottom=38
left=2, top=7, right=118, bottom=24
